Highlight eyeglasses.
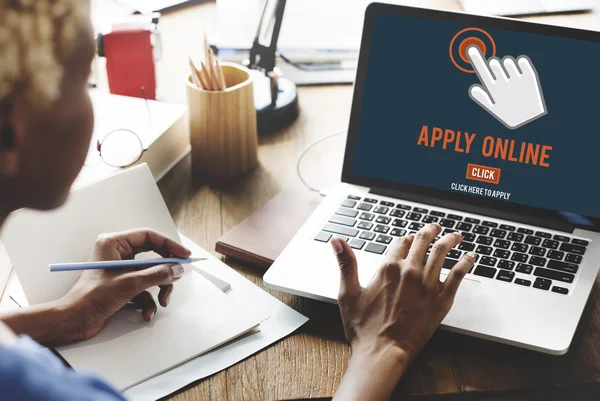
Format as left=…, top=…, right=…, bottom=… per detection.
left=85, top=87, right=151, bottom=168
left=85, top=129, right=145, bottom=168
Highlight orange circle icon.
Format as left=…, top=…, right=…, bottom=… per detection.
left=449, top=27, right=496, bottom=73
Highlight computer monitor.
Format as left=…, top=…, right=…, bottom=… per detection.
left=343, top=3, right=600, bottom=230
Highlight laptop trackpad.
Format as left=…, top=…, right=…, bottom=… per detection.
left=441, top=276, right=481, bottom=325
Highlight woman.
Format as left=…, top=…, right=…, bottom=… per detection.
left=0, top=1, right=475, bottom=400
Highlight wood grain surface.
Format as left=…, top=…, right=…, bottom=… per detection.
left=78, top=1, right=600, bottom=399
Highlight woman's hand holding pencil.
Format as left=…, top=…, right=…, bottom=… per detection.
left=189, top=34, right=227, bottom=91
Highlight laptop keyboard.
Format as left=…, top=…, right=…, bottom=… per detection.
left=314, top=194, right=590, bottom=295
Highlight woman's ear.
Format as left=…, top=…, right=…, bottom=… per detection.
left=0, top=123, right=19, bottom=178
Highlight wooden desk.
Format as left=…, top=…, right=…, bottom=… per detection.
left=30, top=1, right=600, bottom=399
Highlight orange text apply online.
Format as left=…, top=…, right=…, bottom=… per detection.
left=416, top=125, right=552, bottom=167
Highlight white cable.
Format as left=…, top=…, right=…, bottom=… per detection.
left=296, top=130, right=346, bottom=194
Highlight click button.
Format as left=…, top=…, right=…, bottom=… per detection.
left=466, top=163, right=501, bottom=185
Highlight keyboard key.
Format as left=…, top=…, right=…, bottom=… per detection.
left=380, top=201, right=394, bottom=207
left=390, top=228, right=406, bottom=237
left=341, top=199, right=357, bottom=208
left=547, top=250, right=564, bottom=260
left=473, top=226, right=489, bottom=235
left=474, top=265, right=497, bottom=278
left=515, top=278, right=532, bottom=287
left=465, top=217, right=480, bottom=224
left=553, top=235, right=570, bottom=242
left=392, top=219, right=408, bottom=227
left=332, top=235, right=349, bottom=242
left=552, top=286, right=569, bottom=295
left=442, top=229, right=457, bottom=236
left=422, top=215, right=439, bottom=223
left=409, top=222, right=425, bottom=231
left=364, top=198, right=378, bottom=203
left=396, top=204, right=411, bottom=210
left=493, top=239, right=510, bottom=249
left=529, top=256, right=546, bottom=266
left=529, top=246, right=546, bottom=257
left=511, top=243, right=528, bottom=253
left=425, top=255, right=460, bottom=270
left=542, top=239, right=559, bottom=250
left=430, top=211, right=445, bottom=217
left=480, top=256, right=497, bottom=267
left=516, top=263, right=533, bottom=274
left=458, top=242, right=476, bottom=251
left=373, top=206, right=389, bottom=215
left=376, top=216, right=391, bottom=224
left=439, top=219, right=455, bottom=228
left=559, top=243, right=586, bottom=256
left=365, top=242, right=386, bottom=254
left=499, top=224, right=516, bottom=231
left=565, top=253, right=582, bottom=264
left=572, top=239, right=589, bottom=246
left=534, top=268, right=574, bottom=283
left=347, top=195, right=361, bottom=200
left=349, top=239, right=366, bottom=250
left=390, top=209, right=405, bottom=218
left=507, top=232, right=524, bottom=242
left=496, top=270, right=515, bottom=282
left=476, top=245, right=493, bottom=255
left=359, top=213, right=375, bottom=221
left=524, top=236, right=541, bottom=246
left=476, top=236, right=493, bottom=245
left=493, top=249, right=510, bottom=259
left=456, top=222, right=473, bottom=231
left=374, top=225, right=390, bottom=234
left=447, top=214, right=463, bottom=221
left=406, top=213, right=422, bottom=221
left=490, top=229, right=507, bottom=239
left=357, top=203, right=373, bottom=211
left=482, top=221, right=498, bottom=228
left=498, top=260, right=515, bottom=270
left=357, top=221, right=373, bottom=230
left=336, top=207, right=358, bottom=218
left=448, top=249, right=462, bottom=259
left=462, top=233, right=476, bottom=242
left=511, top=252, right=528, bottom=262
left=547, top=260, right=579, bottom=274
left=314, top=231, right=332, bottom=242
left=533, top=277, right=552, bottom=290
left=535, top=231, right=552, bottom=239
left=517, top=228, right=534, bottom=235
left=376, top=234, right=393, bottom=244
left=413, top=207, right=428, bottom=214
left=329, top=215, right=357, bottom=227
left=359, top=231, right=376, bottom=241
left=323, top=223, right=359, bottom=237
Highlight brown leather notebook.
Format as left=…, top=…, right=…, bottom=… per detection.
left=216, top=186, right=322, bottom=269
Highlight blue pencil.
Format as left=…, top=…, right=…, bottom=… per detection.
left=49, top=257, right=206, bottom=272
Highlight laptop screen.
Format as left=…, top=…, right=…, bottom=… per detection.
left=346, top=6, right=600, bottom=227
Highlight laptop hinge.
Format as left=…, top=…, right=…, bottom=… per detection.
left=370, top=187, right=574, bottom=233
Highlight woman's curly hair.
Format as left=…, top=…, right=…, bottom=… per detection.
left=0, top=0, right=89, bottom=107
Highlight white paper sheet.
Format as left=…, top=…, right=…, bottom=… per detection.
left=2, top=165, right=180, bottom=305
left=124, top=234, right=309, bottom=401
left=59, top=269, right=262, bottom=390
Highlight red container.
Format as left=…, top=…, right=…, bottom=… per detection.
left=102, top=29, right=157, bottom=100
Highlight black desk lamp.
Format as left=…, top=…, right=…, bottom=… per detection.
left=245, top=0, right=299, bottom=134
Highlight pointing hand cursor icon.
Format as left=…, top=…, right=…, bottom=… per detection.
left=467, top=46, right=547, bottom=129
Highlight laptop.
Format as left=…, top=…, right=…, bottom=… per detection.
left=264, top=3, right=600, bottom=355
left=459, top=0, right=595, bottom=17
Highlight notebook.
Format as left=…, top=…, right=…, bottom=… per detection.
left=1, top=164, right=266, bottom=390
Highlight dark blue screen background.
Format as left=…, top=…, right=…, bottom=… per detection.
left=352, top=12, right=600, bottom=218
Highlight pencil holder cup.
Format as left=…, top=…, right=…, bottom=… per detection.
left=186, top=62, right=259, bottom=179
